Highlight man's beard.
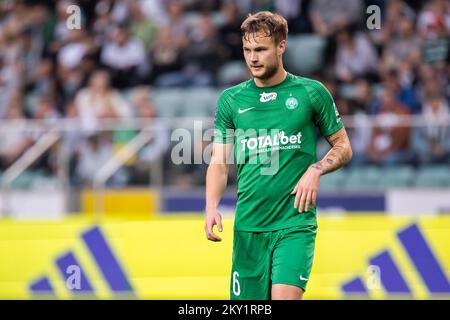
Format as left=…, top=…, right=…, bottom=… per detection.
left=250, top=61, right=279, bottom=80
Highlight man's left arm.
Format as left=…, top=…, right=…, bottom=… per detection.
left=291, top=127, right=353, bottom=212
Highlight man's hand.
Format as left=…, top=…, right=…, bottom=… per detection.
left=291, top=165, right=322, bottom=213
left=205, top=208, right=223, bottom=242
left=291, top=128, right=352, bottom=213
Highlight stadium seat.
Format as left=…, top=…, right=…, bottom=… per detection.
left=30, top=172, right=60, bottom=190
left=379, top=166, right=415, bottom=188
left=151, top=89, right=184, bottom=118
left=10, top=171, right=37, bottom=190
left=183, top=12, right=201, bottom=28
left=284, top=35, right=326, bottom=74
left=24, top=93, right=39, bottom=116
left=180, top=88, right=219, bottom=117
left=343, top=166, right=383, bottom=191
left=121, top=88, right=134, bottom=103
left=339, top=84, right=357, bottom=99
left=216, top=61, right=248, bottom=86
left=320, top=168, right=348, bottom=191
left=415, top=165, right=450, bottom=187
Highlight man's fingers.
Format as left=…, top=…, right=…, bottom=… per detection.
left=216, top=216, right=223, bottom=232
left=208, top=234, right=222, bottom=241
left=312, top=191, right=317, bottom=207
left=205, top=221, right=222, bottom=241
left=204, top=222, right=211, bottom=239
left=291, top=184, right=298, bottom=195
left=294, top=186, right=302, bottom=209
left=207, top=229, right=222, bottom=241
left=304, top=190, right=313, bottom=212
left=298, top=190, right=307, bottom=213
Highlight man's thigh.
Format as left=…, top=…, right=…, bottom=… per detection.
left=230, top=230, right=273, bottom=300
left=271, top=225, right=317, bottom=293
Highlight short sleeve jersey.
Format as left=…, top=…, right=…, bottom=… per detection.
left=214, top=73, right=344, bottom=231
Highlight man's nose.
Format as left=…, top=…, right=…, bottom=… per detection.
left=250, top=51, right=258, bottom=62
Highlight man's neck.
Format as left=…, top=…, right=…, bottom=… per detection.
left=253, top=68, right=287, bottom=88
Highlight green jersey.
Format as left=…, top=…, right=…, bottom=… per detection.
left=213, top=72, right=343, bottom=231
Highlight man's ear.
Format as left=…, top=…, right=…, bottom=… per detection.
left=278, top=39, right=286, bottom=55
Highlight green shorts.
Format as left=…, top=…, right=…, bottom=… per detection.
left=230, top=225, right=317, bottom=300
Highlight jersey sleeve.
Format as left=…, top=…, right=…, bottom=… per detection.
left=213, top=91, right=235, bottom=144
left=309, top=80, right=344, bottom=137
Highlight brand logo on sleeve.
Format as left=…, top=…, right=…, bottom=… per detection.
left=333, top=102, right=342, bottom=123
left=259, top=92, right=277, bottom=102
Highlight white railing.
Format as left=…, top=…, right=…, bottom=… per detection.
left=0, top=115, right=449, bottom=132
left=0, top=130, right=61, bottom=216
left=92, top=127, right=157, bottom=219
left=0, top=115, right=449, bottom=218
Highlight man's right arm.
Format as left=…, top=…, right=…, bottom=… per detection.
left=204, top=142, right=233, bottom=242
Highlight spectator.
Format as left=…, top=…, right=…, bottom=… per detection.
left=417, top=0, right=450, bottom=40
left=131, top=86, right=158, bottom=118
left=0, top=101, right=33, bottom=169
left=274, top=0, right=312, bottom=34
left=164, top=0, right=190, bottom=42
left=100, top=24, right=149, bottom=88
left=129, top=0, right=158, bottom=50
left=0, top=53, right=20, bottom=119
left=1, top=0, right=450, bottom=190
left=379, top=0, right=416, bottom=46
left=309, top=0, right=363, bottom=37
left=75, top=132, right=128, bottom=187
left=347, top=78, right=375, bottom=166
left=334, top=24, right=379, bottom=82
left=139, top=0, right=170, bottom=28
left=182, top=14, right=224, bottom=84
left=381, top=11, right=422, bottom=73
left=366, top=90, right=412, bottom=166
left=92, top=0, right=117, bottom=46
left=34, top=95, right=60, bottom=121
left=372, top=68, right=421, bottom=114
left=57, top=28, right=98, bottom=73
left=128, top=87, right=170, bottom=185
left=74, top=70, right=132, bottom=131
left=150, top=26, right=185, bottom=82
left=412, top=91, right=450, bottom=164
left=218, top=1, right=244, bottom=61
left=52, top=0, right=80, bottom=44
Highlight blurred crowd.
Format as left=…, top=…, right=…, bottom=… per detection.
left=0, top=0, right=450, bottom=188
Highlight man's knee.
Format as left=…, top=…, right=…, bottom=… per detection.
left=271, top=284, right=304, bottom=300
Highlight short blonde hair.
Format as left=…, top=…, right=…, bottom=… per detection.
left=241, top=11, right=288, bottom=44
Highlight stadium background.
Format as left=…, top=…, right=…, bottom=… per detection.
left=0, top=0, right=449, bottom=299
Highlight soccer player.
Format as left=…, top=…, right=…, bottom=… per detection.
left=204, top=11, right=353, bottom=300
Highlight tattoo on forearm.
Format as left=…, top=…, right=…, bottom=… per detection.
left=311, top=162, right=324, bottom=172
left=315, top=128, right=352, bottom=175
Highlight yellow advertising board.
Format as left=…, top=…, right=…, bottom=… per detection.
left=0, top=215, right=449, bottom=299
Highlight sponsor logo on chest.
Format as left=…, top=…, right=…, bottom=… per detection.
left=259, top=92, right=277, bottom=103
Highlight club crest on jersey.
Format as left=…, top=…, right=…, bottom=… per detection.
left=259, top=92, right=277, bottom=103
left=285, top=96, right=299, bottom=110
